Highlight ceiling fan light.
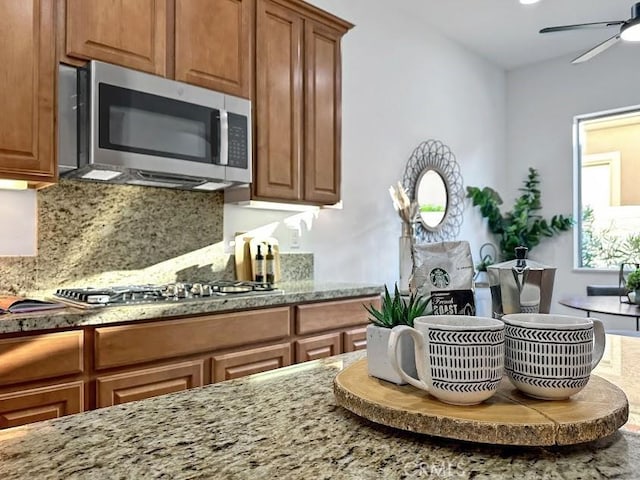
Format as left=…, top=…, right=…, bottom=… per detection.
left=519, top=0, right=540, bottom=4
left=621, top=22, right=640, bottom=41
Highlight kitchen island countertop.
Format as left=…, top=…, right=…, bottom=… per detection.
left=0, top=281, right=383, bottom=334
left=1, top=334, right=640, bottom=479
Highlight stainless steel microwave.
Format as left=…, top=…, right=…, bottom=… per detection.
left=58, top=61, right=251, bottom=190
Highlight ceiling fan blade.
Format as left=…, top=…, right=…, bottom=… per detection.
left=540, top=21, right=624, bottom=34
left=571, top=33, right=621, bottom=64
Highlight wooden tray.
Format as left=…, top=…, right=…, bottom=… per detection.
left=333, top=359, right=629, bottom=446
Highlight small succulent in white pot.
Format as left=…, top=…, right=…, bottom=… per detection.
left=364, top=284, right=431, bottom=384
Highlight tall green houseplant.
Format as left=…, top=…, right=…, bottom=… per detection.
left=466, top=167, right=573, bottom=261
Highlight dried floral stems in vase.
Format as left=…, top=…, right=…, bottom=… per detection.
left=389, top=182, right=418, bottom=235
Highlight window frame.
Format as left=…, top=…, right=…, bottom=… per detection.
left=573, top=104, right=640, bottom=271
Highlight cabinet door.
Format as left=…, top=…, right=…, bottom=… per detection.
left=304, top=20, right=343, bottom=204
left=175, top=0, right=252, bottom=98
left=296, top=296, right=380, bottom=335
left=65, top=0, right=167, bottom=75
left=295, top=332, right=341, bottom=363
left=0, top=0, right=55, bottom=184
left=96, top=360, right=205, bottom=408
left=212, top=343, right=291, bottom=382
left=0, top=382, right=84, bottom=429
left=0, top=331, right=84, bottom=387
left=343, top=326, right=367, bottom=353
left=255, top=0, right=303, bottom=201
left=94, top=307, right=290, bottom=370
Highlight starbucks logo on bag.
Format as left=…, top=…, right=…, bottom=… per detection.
left=430, top=268, right=450, bottom=288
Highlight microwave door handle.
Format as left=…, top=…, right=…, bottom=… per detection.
left=219, top=109, right=228, bottom=165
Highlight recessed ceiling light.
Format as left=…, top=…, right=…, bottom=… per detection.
left=520, top=0, right=541, bottom=4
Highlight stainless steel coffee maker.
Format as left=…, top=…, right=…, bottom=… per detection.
left=487, top=246, right=556, bottom=318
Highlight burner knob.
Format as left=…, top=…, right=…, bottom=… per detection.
left=191, top=283, right=203, bottom=296
left=164, top=284, right=178, bottom=297
left=175, top=282, right=187, bottom=298
left=201, top=284, right=212, bottom=296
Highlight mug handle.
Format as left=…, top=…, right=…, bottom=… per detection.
left=591, top=318, right=606, bottom=370
left=387, top=325, right=430, bottom=391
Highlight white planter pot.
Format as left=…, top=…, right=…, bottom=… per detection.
left=366, top=324, right=417, bottom=385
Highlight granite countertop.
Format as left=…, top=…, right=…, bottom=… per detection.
left=0, top=281, right=383, bottom=334
left=1, top=335, right=640, bottom=479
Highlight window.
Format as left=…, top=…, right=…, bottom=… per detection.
left=575, top=108, right=640, bottom=269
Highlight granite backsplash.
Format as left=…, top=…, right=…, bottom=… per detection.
left=0, top=180, right=312, bottom=296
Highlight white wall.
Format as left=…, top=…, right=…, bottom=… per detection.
left=0, top=190, right=37, bottom=256
left=224, top=0, right=507, bottom=288
left=507, top=43, right=640, bottom=327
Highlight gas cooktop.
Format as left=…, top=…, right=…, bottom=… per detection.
left=53, top=281, right=284, bottom=308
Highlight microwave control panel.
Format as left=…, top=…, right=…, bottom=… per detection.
left=227, top=113, right=249, bottom=169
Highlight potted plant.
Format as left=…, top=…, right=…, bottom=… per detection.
left=626, top=268, right=640, bottom=304
left=364, top=284, right=431, bottom=384
left=466, top=167, right=573, bottom=261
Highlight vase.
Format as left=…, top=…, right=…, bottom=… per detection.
left=398, top=223, right=414, bottom=295
left=366, top=324, right=416, bottom=385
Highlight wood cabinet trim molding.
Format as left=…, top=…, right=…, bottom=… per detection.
left=0, top=331, right=84, bottom=386
left=267, top=0, right=353, bottom=33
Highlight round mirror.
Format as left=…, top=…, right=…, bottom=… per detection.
left=402, top=139, right=464, bottom=242
left=416, top=169, right=448, bottom=229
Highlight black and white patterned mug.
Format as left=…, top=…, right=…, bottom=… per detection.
left=387, top=316, right=505, bottom=405
left=502, top=314, right=606, bottom=400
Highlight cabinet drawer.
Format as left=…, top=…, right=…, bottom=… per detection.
left=212, top=343, right=291, bottom=382
left=0, top=381, right=84, bottom=429
left=295, top=332, right=341, bottom=363
left=343, top=326, right=367, bottom=352
left=95, top=307, right=290, bottom=369
left=96, top=359, right=205, bottom=408
left=295, top=296, right=379, bottom=335
left=0, top=331, right=84, bottom=386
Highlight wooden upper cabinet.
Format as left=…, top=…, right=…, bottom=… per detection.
left=254, top=0, right=352, bottom=205
left=255, top=0, right=303, bottom=201
left=0, top=0, right=56, bottom=184
left=65, top=0, right=168, bottom=75
left=304, top=21, right=342, bottom=204
left=175, top=0, right=253, bottom=98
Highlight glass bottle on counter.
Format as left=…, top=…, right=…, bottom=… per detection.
left=265, top=244, right=275, bottom=284
left=255, top=245, right=265, bottom=282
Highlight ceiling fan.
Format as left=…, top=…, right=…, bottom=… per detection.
left=539, top=2, right=640, bottom=63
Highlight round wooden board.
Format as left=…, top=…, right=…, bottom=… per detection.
left=333, top=359, right=629, bottom=446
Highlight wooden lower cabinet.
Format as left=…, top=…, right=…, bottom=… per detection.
left=343, top=326, right=367, bottom=353
left=0, top=296, right=376, bottom=429
left=94, top=307, right=290, bottom=370
left=212, top=343, right=291, bottom=382
left=296, top=296, right=379, bottom=335
left=0, top=382, right=84, bottom=429
left=0, top=331, right=84, bottom=387
left=96, top=359, right=205, bottom=408
left=295, top=332, right=341, bottom=362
